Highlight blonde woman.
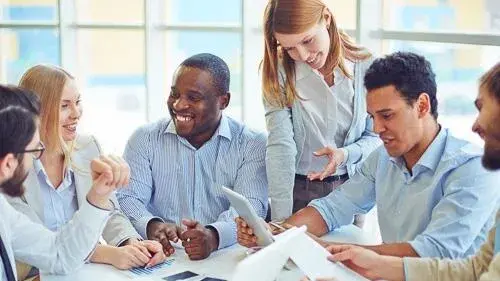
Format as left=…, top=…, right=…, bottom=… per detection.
left=260, top=0, right=381, bottom=222
left=6, top=65, right=165, bottom=280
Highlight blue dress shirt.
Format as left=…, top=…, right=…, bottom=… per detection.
left=310, top=128, right=500, bottom=258
left=34, top=160, right=78, bottom=232
left=117, top=115, right=268, bottom=249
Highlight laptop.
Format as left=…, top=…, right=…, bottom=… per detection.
left=231, top=226, right=306, bottom=281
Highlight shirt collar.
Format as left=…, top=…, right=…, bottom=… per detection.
left=164, top=114, right=232, bottom=141
left=34, top=159, right=74, bottom=186
left=390, top=126, right=447, bottom=173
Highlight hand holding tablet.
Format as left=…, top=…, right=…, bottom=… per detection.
left=222, top=186, right=274, bottom=246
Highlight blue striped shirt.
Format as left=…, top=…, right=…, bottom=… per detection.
left=117, top=115, right=268, bottom=249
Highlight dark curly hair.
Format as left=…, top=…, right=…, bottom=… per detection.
left=364, top=52, right=438, bottom=119
left=180, top=53, right=230, bottom=96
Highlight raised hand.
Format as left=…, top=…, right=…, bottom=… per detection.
left=87, top=155, right=130, bottom=209
left=307, top=147, right=345, bottom=181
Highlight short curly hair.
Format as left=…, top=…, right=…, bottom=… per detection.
left=364, top=52, right=438, bottom=119
left=180, top=53, right=230, bottom=96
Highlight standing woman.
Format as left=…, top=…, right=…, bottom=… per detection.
left=7, top=65, right=165, bottom=280
left=263, top=0, right=381, bottom=222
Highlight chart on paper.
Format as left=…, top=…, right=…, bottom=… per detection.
left=125, top=258, right=176, bottom=278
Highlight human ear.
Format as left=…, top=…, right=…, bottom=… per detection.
left=0, top=154, right=18, bottom=180
left=219, top=92, right=231, bottom=110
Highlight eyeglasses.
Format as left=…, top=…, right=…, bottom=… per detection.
left=17, top=141, right=45, bottom=160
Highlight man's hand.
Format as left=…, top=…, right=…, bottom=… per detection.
left=325, top=244, right=404, bottom=281
left=146, top=221, right=181, bottom=256
left=179, top=219, right=218, bottom=260
left=87, top=155, right=130, bottom=209
left=236, top=217, right=293, bottom=247
left=307, top=147, right=345, bottom=181
left=235, top=217, right=258, bottom=248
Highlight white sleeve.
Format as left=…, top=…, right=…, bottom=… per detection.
left=5, top=195, right=112, bottom=274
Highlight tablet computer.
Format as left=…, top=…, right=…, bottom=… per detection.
left=221, top=186, right=274, bottom=246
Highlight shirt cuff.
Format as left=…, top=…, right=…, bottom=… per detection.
left=308, top=199, right=338, bottom=232
left=137, top=216, right=165, bottom=239
left=403, top=258, right=410, bottom=281
left=82, top=198, right=113, bottom=221
left=86, top=198, right=116, bottom=212
left=338, top=148, right=349, bottom=168
left=401, top=257, right=432, bottom=281
left=408, top=238, right=438, bottom=258
left=270, top=198, right=293, bottom=221
left=207, top=221, right=237, bottom=249
left=116, top=236, right=143, bottom=247
left=343, top=143, right=362, bottom=165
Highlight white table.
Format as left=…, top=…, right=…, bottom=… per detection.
left=41, top=225, right=377, bottom=281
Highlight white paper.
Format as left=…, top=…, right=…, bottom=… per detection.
left=289, top=234, right=369, bottom=281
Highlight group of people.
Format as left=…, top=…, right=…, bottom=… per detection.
left=0, top=0, right=499, bottom=280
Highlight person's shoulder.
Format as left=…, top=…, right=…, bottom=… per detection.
left=0, top=194, right=16, bottom=218
left=441, top=130, right=483, bottom=162
left=138, top=118, right=170, bottom=135
left=130, top=118, right=171, bottom=140
left=438, top=129, right=491, bottom=180
left=226, top=116, right=267, bottom=148
left=74, top=134, right=101, bottom=155
left=354, top=54, right=376, bottom=75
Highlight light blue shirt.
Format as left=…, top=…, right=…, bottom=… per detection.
left=117, top=115, right=268, bottom=249
left=34, top=160, right=78, bottom=232
left=310, top=128, right=500, bottom=258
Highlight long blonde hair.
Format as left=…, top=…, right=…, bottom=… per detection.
left=262, top=0, right=371, bottom=108
left=18, top=65, right=75, bottom=167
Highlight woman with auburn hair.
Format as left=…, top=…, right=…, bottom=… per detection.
left=261, top=0, right=381, bottom=223
left=7, top=65, right=166, bottom=280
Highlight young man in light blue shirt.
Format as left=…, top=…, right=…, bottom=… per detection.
left=237, top=52, right=499, bottom=259
left=118, top=53, right=268, bottom=261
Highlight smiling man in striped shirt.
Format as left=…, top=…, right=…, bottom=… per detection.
left=117, top=53, right=268, bottom=260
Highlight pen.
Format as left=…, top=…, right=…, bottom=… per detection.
left=269, top=221, right=287, bottom=231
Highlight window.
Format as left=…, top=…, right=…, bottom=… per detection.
left=0, top=0, right=57, bottom=23
left=0, top=28, right=59, bottom=83
left=75, top=30, right=146, bottom=153
left=383, top=0, right=500, bottom=33
left=164, top=0, right=241, bottom=25
left=75, top=0, right=143, bottom=24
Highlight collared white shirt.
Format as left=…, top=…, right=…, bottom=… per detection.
left=297, top=62, right=354, bottom=176
left=0, top=193, right=112, bottom=280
